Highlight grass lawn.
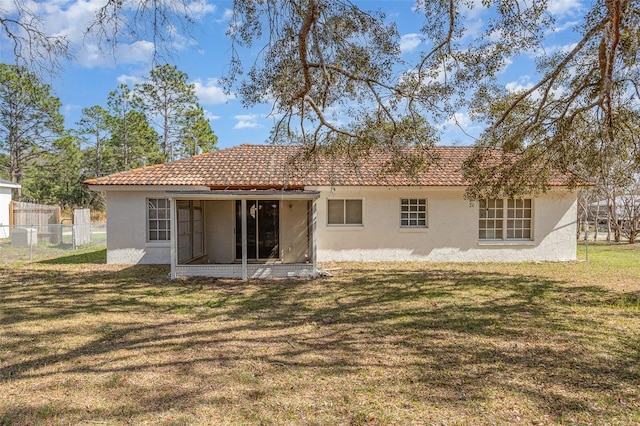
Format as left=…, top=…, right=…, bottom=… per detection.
left=1, top=244, right=639, bottom=425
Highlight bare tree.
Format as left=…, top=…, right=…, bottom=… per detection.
left=0, top=1, right=70, bottom=76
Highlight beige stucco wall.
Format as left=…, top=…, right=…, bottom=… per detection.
left=280, top=199, right=310, bottom=263
left=0, top=187, right=12, bottom=238
left=104, top=187, right=577, bottom=265
left=105, top=190, right=172, bottom=264
left=309, top=186, right=577, bottom=262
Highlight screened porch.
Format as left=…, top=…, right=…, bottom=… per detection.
left=168, top=190, right=319, bottom=279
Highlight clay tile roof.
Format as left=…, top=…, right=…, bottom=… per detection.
left=84, top=144, right=568, bottom=188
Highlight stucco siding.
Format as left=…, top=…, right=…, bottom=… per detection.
left=0, top=188, right=12, bottom=238
left=106, top=191, right=171, bottom=264
left=280, top=200, right=310, bottom=263
left=104, top=187, right=577, bottom=265
left=310, top=186, right=577, bottom=262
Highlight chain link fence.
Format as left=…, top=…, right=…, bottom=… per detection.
left=0, top=223, right=106, bottom=264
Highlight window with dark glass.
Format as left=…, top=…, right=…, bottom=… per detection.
left=327, top=199, right=363, bottom=225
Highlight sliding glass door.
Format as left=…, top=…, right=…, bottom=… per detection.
left=235, top=200, right=280, bottom=260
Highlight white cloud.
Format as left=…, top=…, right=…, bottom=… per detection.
left=74, top=40, right=153, bottom=68
left=185, top=0, right=216, bottom=19
left=529, top=41, right=578, bottom=59
left=505, top=79, right=534, bottom=93
left=192, top=78, right=234, bottom=105
left=446, top=112, right=472, bottom=128
left=116, top=40, right=155, bottom=64
left=219, top=8, right=234, bottom=22
left=459, top=0, right=487, bottom=19
left=498, top=57, right=513, bottom=74
left=39, top=0, right=101, bottom=41
left=117, top=74, right=144, bottom=86
left=437, top=111, right=474, bottom=131
left=436, top=111, right=482, bottom=143
left=203, top=109, right=220, bottom=121
left=63, top=103, right=81, bottom=116
left=8, top=0, right=217, bottom=68
left=553, top=20, right=580, bottom=32
left=234, top=114, right=262, bottom=129
left=462, top=18, right=484, bottom=40
left=0, top=0, right=19, bottom=14
left=505, top=76, right=566, bottom=100
left=13, top=0, right=154, bottom=68
left=547, top=0, right=582, bottom=17
left=400, top=34, right=421, bottom=53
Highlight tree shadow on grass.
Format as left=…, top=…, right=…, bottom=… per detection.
left=36, top=248, right=107, bottom=264
left=0, top=263, right=639, bottom=424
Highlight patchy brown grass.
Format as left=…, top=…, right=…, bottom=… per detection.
left=1, top=245, right=639, bottom=425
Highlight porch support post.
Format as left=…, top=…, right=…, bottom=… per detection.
left=169, top=196, right=177, bottom=279
left=241, top=198, right=248, bottom=280
left=311, top=198, right=318, bottom=278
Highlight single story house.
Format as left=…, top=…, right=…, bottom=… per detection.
left=86, top=144, right=578, bottom=279
left=0, top=179, right=21, bottom=239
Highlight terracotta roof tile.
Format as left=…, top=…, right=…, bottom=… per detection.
left=84, top=144, right=569, bottom=188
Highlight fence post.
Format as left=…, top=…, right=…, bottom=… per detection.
left=29, top=227, right=33, bottom=261
left=584, top=221, right=589, bottom=262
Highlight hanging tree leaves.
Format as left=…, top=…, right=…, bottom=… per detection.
left=2, top=0, right=639, bottom=196
left=463, top=0, right=640, bottom=199
left=225, top=0, right=640, bottom=196
left=227, top=0, right=439, bottom=172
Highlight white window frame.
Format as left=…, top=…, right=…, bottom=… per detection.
left=479, top=198, right=533, bottom=241
left=400, top=198, right=428, bottom=228
left=327, top=199, right=363, bottom=226
left=147, top=198, right=171, bottom=242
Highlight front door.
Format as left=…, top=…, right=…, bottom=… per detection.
left=235, top=200, right=280, bottom=260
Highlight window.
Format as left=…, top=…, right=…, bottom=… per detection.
left=400, top=198, right=427, bottom=228
left=478, top=199, right=503, bottom=239
left=479, top=199, right=532, bottom=240
left=328, top=199, right=363, bottom=225
left=148, top=198, right=171, bottom=241
left=506, top=199, right=532, bottom=239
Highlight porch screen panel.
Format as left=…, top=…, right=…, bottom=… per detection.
left=193, top=201, right=204, bottom=258
left=236, top=200, right=257, bottom=260
left=177, top=201, right=192, bottom=263
left=258, top=201, right=279, bottom=259
left=235, top=200, right=280, bottom=260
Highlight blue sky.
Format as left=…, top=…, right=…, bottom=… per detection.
left=1, top=0, right=584, bottom=150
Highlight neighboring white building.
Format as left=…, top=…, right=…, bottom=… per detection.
left=0, top=179, right=20, bottom=238
left=86, top=145, right=578, bottom=279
